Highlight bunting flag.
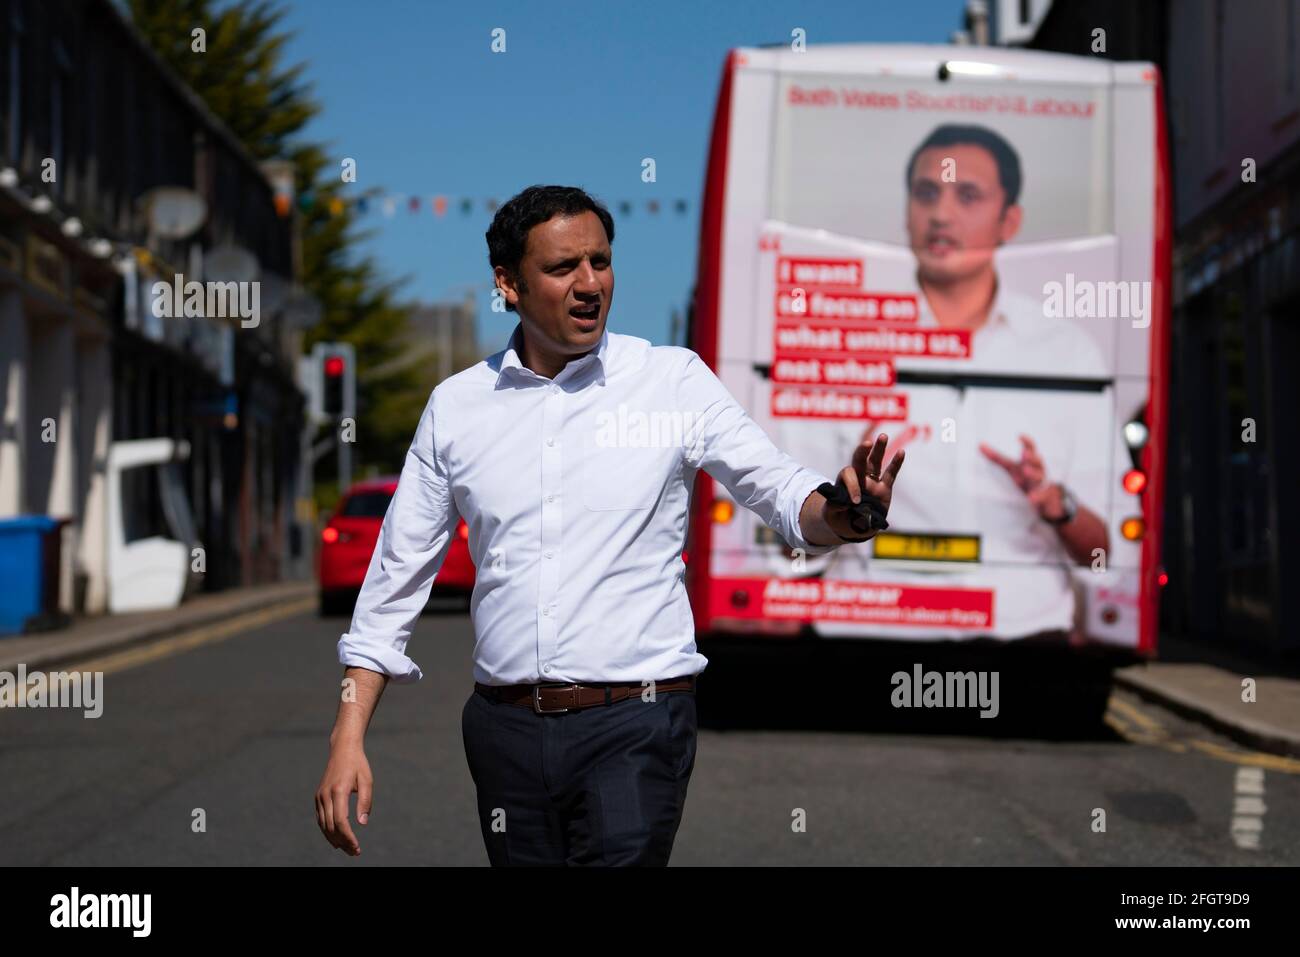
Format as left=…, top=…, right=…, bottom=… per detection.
left=288, top=189, right=690, bottom=221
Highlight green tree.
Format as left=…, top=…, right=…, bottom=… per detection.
left=126, top=0, right=431, bottom=485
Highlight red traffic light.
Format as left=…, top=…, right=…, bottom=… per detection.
left=324, top=356, right=345, bottom=377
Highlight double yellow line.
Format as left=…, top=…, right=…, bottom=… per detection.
left=1106, top=694, right=1300, bottom=774
left=63, top=598, right=317, bottom=676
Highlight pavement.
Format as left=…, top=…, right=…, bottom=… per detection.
left=1, top=583, right=1296, bottom=757
left=1114, top=633, right=1300, bottom=759
left=0, top=580, right=315, bottom=674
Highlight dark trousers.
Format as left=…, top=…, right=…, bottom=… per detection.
left=461, top=684, right=698, bottom=866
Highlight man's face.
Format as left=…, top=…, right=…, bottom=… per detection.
left=496, top=210, right=613, bottom=356
left=906, top=143, right=1022, bottom=285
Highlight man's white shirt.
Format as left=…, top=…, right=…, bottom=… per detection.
left=338, top=322, right=838, bottom=685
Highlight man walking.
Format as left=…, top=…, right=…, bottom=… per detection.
left=315, top=184, right=905, bottom=865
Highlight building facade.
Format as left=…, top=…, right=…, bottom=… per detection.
left=1027, top=0, right=1299, bottom=655
left=0, top=0, right=310, bottom=617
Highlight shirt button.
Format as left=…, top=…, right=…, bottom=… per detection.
left=546, top=437, right=555, bottom=446
left=543, top=664, right=553, bottom=673
left=542, top=606, right=550, bottom=617
left=546, top=495, right=556, bottom=504
left=544, top=551, right=554, bottom=559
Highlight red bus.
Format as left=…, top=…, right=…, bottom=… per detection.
left=685, top=45, right=1170, bottom=676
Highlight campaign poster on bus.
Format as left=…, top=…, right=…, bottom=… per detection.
left=705, top=61, right=1156, bottom=649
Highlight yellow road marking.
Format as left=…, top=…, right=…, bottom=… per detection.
left=1108, top=695, right=1165, bottom=733
left=63, top=598, right=316, bottom=676
left=1105, top=694, right=1300, bottom=775
left=1186, top=738, right=1300, bottom=774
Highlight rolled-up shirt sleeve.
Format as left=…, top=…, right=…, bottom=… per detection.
left=337, top=388, right=460, bottom=682
left=677, top=350, right=839, bottom=556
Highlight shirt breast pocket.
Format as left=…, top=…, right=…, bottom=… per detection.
left=579, top=433, right=675, bottom=511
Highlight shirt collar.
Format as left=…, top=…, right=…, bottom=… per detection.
left=915, top=277, right=1019, bottom=335
left=495, top=320, right=611, bottom=389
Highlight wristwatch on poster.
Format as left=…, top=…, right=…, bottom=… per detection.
left=1042, top=483, right=1078, bottom=526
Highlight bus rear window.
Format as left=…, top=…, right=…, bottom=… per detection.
left=770, top=74, right=1113, bottom=245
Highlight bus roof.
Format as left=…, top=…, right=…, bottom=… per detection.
left=730, top=43, right=1154, bottom=87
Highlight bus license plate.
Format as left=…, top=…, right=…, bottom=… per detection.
left=872, top=532, right=981, bottom=563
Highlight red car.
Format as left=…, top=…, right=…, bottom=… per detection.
left=317, top=476, right=475, bottom=616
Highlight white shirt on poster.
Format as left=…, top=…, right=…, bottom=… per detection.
left=813, top=282, right=1120, bottom=639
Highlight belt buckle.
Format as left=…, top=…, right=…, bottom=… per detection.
left=533, top=682, right=579, bottom=714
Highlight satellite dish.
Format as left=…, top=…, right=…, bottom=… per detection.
left=204, top=243, right=260, bottom=284
left=140, top=186, right=207, bottom=240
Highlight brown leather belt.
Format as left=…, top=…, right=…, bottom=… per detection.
left=475, top=674, right=697, bottom=714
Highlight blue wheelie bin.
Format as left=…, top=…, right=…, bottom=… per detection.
left=0, top=516, right=71, bottom=636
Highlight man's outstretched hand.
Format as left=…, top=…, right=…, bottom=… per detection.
left=821, top=433, right=905, bottom=543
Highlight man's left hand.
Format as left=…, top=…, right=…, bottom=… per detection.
left=822, top=433, right=905, bottom=542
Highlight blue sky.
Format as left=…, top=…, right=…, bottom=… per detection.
left=279, top=0, right=962, bottom=355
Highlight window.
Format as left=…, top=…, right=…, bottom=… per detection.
left=1214, top=0, right=1226, bottom=152
left=6, top=0, right=22, bottom=168
left=1287, top=0, right=1297, bottom=95
left=338, top=491, right=393, bottom=518
left=52, top=38, right=68, bottom=198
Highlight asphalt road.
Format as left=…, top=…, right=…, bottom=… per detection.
left=1, top=603, right=1296, bottom=866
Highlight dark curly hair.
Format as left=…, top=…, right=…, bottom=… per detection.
left=905, top=124, right=1022, bottom=210
left=485, top=185, right=616, bottom=313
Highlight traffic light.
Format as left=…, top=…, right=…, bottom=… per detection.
left=305, top=342, right=355, bottom=422
left=323, top=354, right=345, bottom=416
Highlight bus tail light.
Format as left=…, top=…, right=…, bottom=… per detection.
left=1121, top=517, right=1145, bottom=541
left=1123, top=420, right=1149, bottom=450
left=322, top=526, right=340, bottom=544
left=1158, top=569, right=1168, bottom=587
left=1123, top=469, right=1147, bottom=494
left=712, top=500, right=735, bottom=523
